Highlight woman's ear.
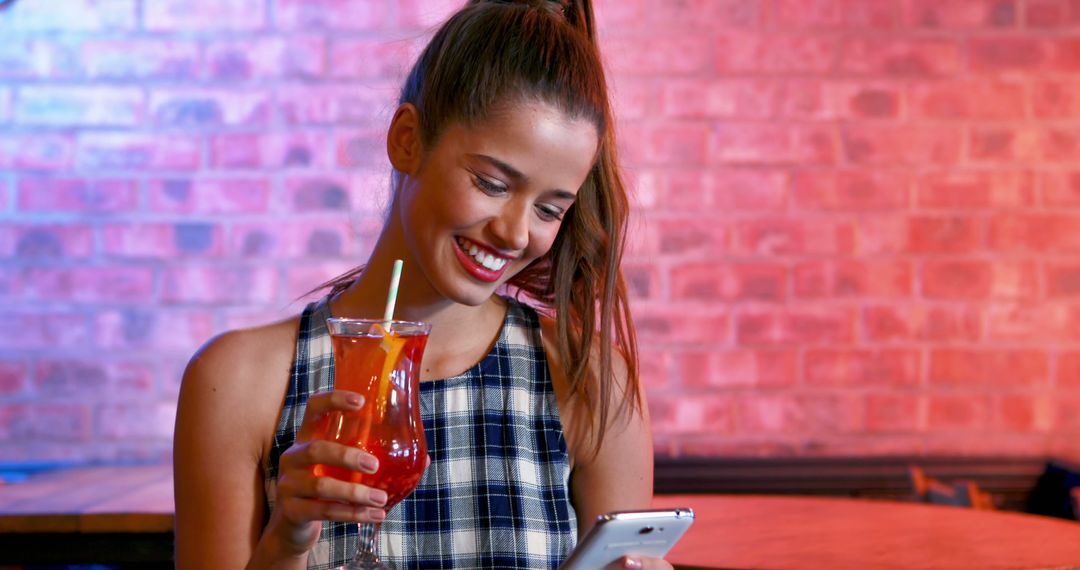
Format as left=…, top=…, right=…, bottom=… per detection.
left=387, top=103, right=422, bottom=175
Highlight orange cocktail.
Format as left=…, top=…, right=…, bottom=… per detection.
left=317, top=319, right=430, bottom=508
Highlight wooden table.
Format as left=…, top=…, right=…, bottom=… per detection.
left=0, top=464, right=174, bottom=566
left=653, top=494, right=1080, bottom=570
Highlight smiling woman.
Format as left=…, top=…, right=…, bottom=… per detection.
left=173, top=1, right=659, bottom=569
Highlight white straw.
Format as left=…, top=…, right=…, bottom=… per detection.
left=382, top=259, right=403, bottom=327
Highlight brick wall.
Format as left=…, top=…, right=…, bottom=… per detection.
left=1, top=0, right=1079, bottom=464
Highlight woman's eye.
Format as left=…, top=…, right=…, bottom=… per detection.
left=536, top=205, right=563, bottom=222
left=472, top=174, right=507, bottom=196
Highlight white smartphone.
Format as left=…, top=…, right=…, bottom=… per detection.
left=559, top=507, right=695, bottom=570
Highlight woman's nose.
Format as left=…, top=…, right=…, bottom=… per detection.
left=489, top=203, right=530, bottom=252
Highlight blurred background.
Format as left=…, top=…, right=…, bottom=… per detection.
left=1, top=0, right=1079, bottom=468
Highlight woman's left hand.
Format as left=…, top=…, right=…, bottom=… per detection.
left=610, top=555, right=673, bottom=569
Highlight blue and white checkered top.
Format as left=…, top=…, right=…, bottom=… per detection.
left=264, top=295, right=578, bottom=569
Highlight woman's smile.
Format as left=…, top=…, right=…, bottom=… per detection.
left=453, top=235, right=512, bottom=282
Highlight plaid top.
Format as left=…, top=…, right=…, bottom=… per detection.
left=264, top=295, right=578, bottom=569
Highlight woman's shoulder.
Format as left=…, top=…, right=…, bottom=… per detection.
left=185, top=315, right=302, bottom=386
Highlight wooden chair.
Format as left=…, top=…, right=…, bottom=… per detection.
left=908, top=466, right=995, bottom=510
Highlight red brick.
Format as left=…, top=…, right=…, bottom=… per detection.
left=671, top=263, right=785, bottom=302
left=610, top=77, right=653, bottom=121
left=1055, top=395, right=1080, bottom=431
left=970, top=38, right=1050, bottom=71
left=80, top=39, right=199, bottom=79
left=828, top=82, right=903, bottom=119
left=17, top=178, right=137, bottom=213
left=102, top=223, right=224, bottom=258
left=991, top=396, right=1046, bottom=431
left=855, top=215, right=911, bottom=255
left=144, top=0, right=265, bottom=30
left=1033, top=80, right=1080, bottom=117
left=655, top=218, right=728, bottom=257
left=285, top=177, right=353, bottom=212
left=911, top=80, right=1026, bottom=119
left=1025, top=0, right=1073, bottom=27
left=1052, top=38, right=1080, bottom=72
left=649, top=395, right=735, bottom=435
left=930, top=349, right=1048, bottom=388
left=95, top=402, right=177, bottom=440
left=34, top=360, right=107, bottom=398
left=211, top=132, right=330, bottom=169
left=644, top=0, right=760, bottom=29
left=14, top=86, right=143, bottom=127
left=0, top=362, right=27, bottom=396
left=915, top=171, right=1035, bottom=209
left=23, top=266, right=154, bottom=303
left=1041, top=128, right=1080, bottom=161
left=1044, top=263, right=1080, bottom=297
left=630, top=171, right=704, bottom=211
left=712, top=125, right=838, bottom=165
left=989, top=214, right=1080, bottom=252
left=0, top=311, right=91, bottom=350
left=865, top=394, right=921, bottom=432
left=631, top=304, right=731, bottom=347
left=77, top=133, right=199, bottom=171
left=708, top=170, right=788, bottom=211
left=335, top=128, right=395, bottom=169
left=279, top=84, right=395, bottom=126
left=330, top=38, right=419, bottom=79
left=149, top=179, right=271, bottom=214
left=806, top=349, right=921, bottom=387
left=792, top=170, right=908, bottom=210
left=0, top=0, right=136, bottom=31
left=737, top=394, right=862, bottom=433
left=0, top=87, right=10, bottom=123
left=969, top=127, right=1041, bottom=162
left=162, top=265, right=278, bottom=305
left=907, top=216, right=983, bottom=253
left=736, top=307, right=856, bottom=345
left=906, top=0, right=1018, bottom=28
left=732, top=218, right=855, bottom=255
left=622, top=263, right=659, bottom=300
left=839, top=39, right=963, bottom=76
left=2, top=224, right=94, bottom=259
left=206, top=37, right=325, bottom=80
left=794, top=260, right=913, bottom=298
left=95, top=309, right=215, bottom=351
left=927, top=395, right=988, bottom=430
left=0, top=40, right=74, bottom=79
left=0, top=134, right=75, bottom=170
left=277, top=0, right=388, bottom=30
left=843, top=126, right=962, bottom=165
left=1056, top=352, right=1080, bottom=388
left=663, top=79, right=834, bottom=120
left=715, top=34, right=839, bottom=73
left=863, top=304, right=982, bottom=342
left=229, top=220, right=355, bottom=259
left=921, top=261, right=992, bottom=299
left=149, top=89, right=270, bottom=128
left=1042, top=172, right=1080, bottom=207
left=0, top=404, right=91, bottom=442
left=394, top=0, right=461, bottom=28
left=681, top=349, right=796, bottom=388
left=641, top=124, right=710, bottom=165
left=985, top=302, right=1069, bottom=341
left=771, top=0, right=900, bottom=29
left=606, top=35, right=713, bottom=75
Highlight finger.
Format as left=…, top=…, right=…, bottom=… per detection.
left=298, top=474, right=389, bottom=508
left=614, top=557, right=642, bottom=570
left=280, top=496, right=388, bottom=525
left=281, top=439, right=379, bottom=475
left=296, top=390, right=365, bottom=442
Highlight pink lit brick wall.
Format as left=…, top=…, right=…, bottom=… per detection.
left=2, top=0, right=1080, bottom=464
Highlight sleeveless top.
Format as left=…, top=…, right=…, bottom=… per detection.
left=263, top=295, right=578, bottom=569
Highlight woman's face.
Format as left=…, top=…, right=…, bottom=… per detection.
left=397, top=100, right=599, bottom=307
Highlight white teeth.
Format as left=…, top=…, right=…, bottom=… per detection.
left=458, top=237, right=508, bottom=272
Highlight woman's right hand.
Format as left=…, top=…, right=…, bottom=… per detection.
left=262, top=390, right=388, bottom=558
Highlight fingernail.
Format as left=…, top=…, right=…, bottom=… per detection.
left=370, top=489, right=388, bottom=506
left=356, top=454, right=378, bottom=473
left=623, top=557, right=643, bottom=570
left=345, top=393, right=362, bottom=407
left=371, top=508, right=386, bottom=521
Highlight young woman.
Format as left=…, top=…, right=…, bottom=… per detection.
left=173, top=1, right=665, bottom=568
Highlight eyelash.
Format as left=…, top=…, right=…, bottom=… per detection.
left=470, top=173, right=564, bottom=222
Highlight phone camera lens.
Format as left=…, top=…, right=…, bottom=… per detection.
left=639, top=526, right=655, bottom=535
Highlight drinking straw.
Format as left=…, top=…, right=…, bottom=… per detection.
left=383, top=259, right=403, bottom=327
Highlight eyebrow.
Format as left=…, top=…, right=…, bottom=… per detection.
left=469, top=153, right=578, bottom=201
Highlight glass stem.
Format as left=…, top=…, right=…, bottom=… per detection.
left=351, top=521, right=383, bottom=565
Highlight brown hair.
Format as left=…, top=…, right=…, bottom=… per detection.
left=321, top=0, right=640, bottom=455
